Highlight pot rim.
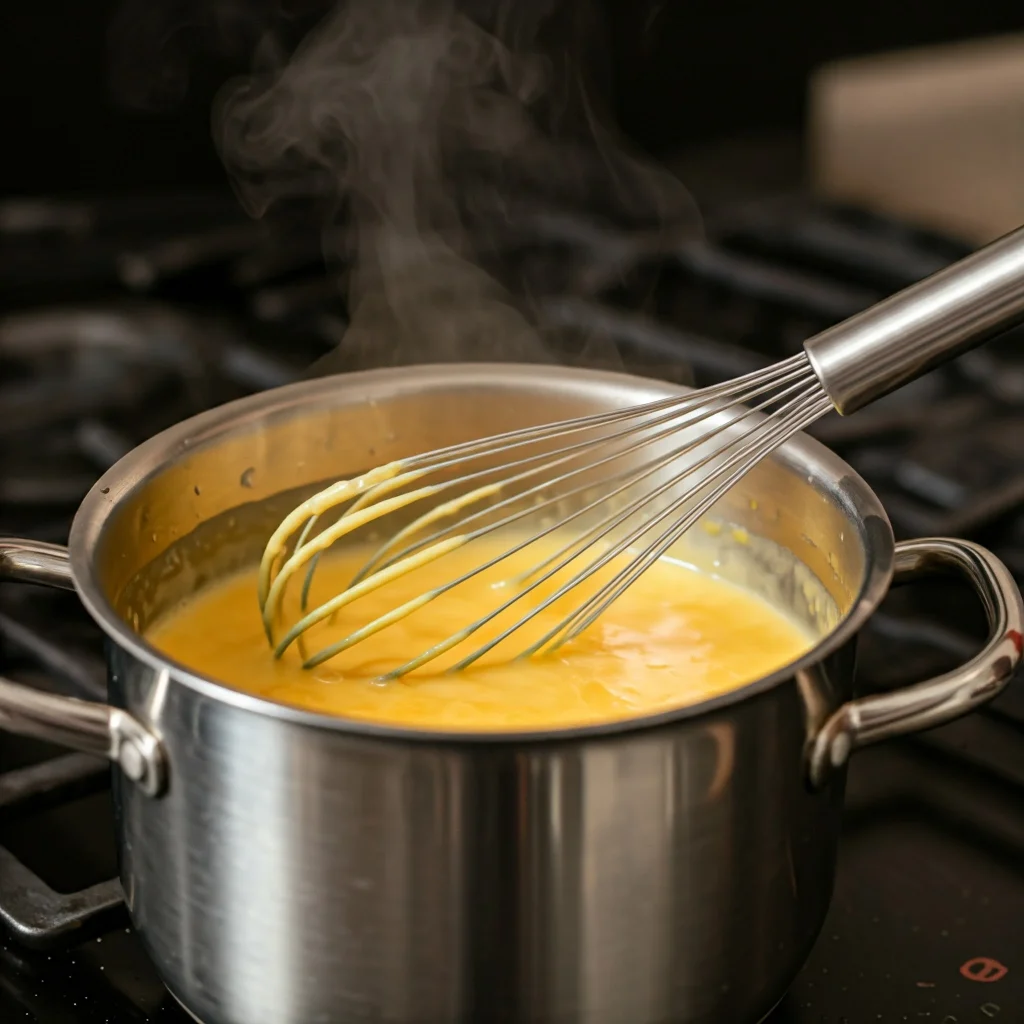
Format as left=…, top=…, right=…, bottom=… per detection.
left=69, top=362, right=895, bottom=744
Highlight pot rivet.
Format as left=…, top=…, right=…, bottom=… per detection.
left=121, top=741, right=146, bottom=782
left=830, top=732, right=852, bottom=767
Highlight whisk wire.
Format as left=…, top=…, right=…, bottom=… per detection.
left=294, top=365, right=820, bottom=671
left=377, top=372, right=827, bottom=678
left=542, top=388, right=834, bottom=653
left=442, top=383, right=830, bottom=674
left=505, top=369, right=821, bottom=588
left=345, top=356, right=815, bottom=590
left=387, top=353, right=807, bottom=475
left=278, top=359, right=801, bottom=634
left=258, top=353, right=833, bottom=677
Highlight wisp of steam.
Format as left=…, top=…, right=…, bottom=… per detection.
left=203, top=0, right=701, bottom=370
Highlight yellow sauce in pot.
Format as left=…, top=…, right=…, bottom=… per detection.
left=145, top=533, right=815, bottom=730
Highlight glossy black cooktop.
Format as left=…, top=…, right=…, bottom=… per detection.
left=1, top=185, right=1023, bottom=1023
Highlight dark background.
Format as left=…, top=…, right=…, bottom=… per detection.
left=2, top=0, right=1024, bottom=196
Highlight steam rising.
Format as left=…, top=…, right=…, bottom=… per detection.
left=211, top=0, right=699, bottom=367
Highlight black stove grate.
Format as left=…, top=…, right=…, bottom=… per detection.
left=2, top=189, right=1023, bottom=1022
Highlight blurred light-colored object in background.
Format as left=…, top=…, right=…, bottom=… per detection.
left=810, top=34, right=1024, bottom=244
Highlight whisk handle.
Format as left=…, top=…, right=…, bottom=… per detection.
left=804, top=222, right=1024, bottom=415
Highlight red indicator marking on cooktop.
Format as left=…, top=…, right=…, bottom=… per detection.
left=1008, top=629, right=1023, bottom=656
left=959, top=957, right=1008, bottom=983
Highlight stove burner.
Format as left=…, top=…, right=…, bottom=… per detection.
left=1, top=185, right=1023, bottom=1023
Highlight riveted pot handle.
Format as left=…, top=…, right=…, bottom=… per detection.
left=808, top=538, right=1024, bottom=788
left=0, top=538, right=166, bottom=797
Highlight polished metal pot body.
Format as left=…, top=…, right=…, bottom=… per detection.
left=1, top=365, right=1021, bottom=1024
left=107, top=630, right=846, bottom=1024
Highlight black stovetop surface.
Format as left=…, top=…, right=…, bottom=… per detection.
left=1, top=185, right=1023, bottom=1023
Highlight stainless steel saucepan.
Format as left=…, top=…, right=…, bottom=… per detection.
left=0, top=364, right=1021, bottom=1024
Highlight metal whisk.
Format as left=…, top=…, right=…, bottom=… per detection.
left=259, top=224, right=1024, bottom=678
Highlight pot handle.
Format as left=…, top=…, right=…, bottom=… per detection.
left=0, top=539, right=166, bottom=797
left=808, top=537, right=1024, bottom=788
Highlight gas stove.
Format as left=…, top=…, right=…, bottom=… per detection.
left=1, top=186, right=1023, bottom=1023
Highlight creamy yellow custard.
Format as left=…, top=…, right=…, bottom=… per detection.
left=146, top=532, right=815, bottom=730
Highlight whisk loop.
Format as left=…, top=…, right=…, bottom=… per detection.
left=257, top=353, right=832, bottom=677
